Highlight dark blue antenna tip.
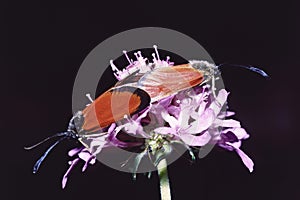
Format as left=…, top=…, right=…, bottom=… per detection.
left=248, top=66, right=270, bottom=79
left=218, top=63, right=270, bottom=79
left=31, top=136, right=67, bottom=174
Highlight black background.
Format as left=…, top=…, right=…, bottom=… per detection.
left=3, top=1, right=299, bottom=200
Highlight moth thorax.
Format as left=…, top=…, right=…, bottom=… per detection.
left=190, top=60, right=218, bottom=75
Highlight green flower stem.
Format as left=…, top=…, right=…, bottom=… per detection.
left=157, top=159, right=171, bottom=200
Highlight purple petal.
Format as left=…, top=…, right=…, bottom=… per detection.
left=226, top=140, right=242, bottom=149
left=232, top=128, right=249, bottom=140
left=62, top=158, right=80, bottom=189
left=90, top=137, right=107, bottom=149
left=82, top=156, right=96, bottom=172
left=218, top=143, right=234, bottom=151
left=136, top=106, right=150, bottom=122
left=167, top=105, right=180, bottom=118
left=148, top=109, right=165, bottom=127
left=131, top=106, right=150, bottom=122
left=193, top=89, right=208, bottom=106
left=108, top=123, right=116, bottom=133
left=68, top=147, right=84, bottom=157
left=161, top=111, right=178, bottom=128
left=157, top=94, right=174, bottom=108
left=235, top=148, right=254, bottom=172
left=180, top=131, right=211, bottom=146
left=226, top=111, right=235, bottom=117
left=82, top=163, right=88, bottom=172
left=107, top=131, right=128, bottom=147
left=154, top=127, right=177, bottom=135
left=122, top=122, right=139, bottom=135
left=108, top=130, right=144, bottom=148
left=180, top=98, right=192, bottom=108
left=209, top=89, right=229, bottom=115
left=62, top=176, right=68, bottom=189
left=78, top=151, right=92, bottom=162
left=188, top=109, right=215, bottom=134
left=178, top=106, right=193, bottom=128
left=190, top=85, right=205, bottom=95
left=222, top=131, right=239, bottom=143
left=172, top=91, right=188, bottom=104
left=218, top=111, right=236, bottom=118
left=223, top=128, right=249, bottom=140
left=197, top=101, right=208, bottom=116
left=121, top=121, right=149, bottom=138
left=214, top=119, right=241, bottom=128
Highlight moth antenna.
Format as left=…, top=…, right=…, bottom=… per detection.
left=218, top=63, right=270, bottom=79
left=24, top=132, right=68, bottom=150
left=32, top=136, right=67, bottom=173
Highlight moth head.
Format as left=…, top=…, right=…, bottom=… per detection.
left=189, top=60, right=222, bottom=98
left=189, top=60, right=219, bottom=78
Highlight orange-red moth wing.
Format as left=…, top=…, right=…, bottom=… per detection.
left=138, top=64, right=204, bottom=101
left=82, top=86, right=150, bottom=132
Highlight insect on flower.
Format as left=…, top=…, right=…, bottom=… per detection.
left=25, top=45, right=269, bottom=189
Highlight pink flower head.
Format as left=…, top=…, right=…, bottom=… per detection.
left=62, top=147, right=96, bottom=189
left=61, top=46, right=255, bottom=188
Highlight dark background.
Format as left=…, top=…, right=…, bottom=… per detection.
left=3, top=1, right=299, bottom=200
